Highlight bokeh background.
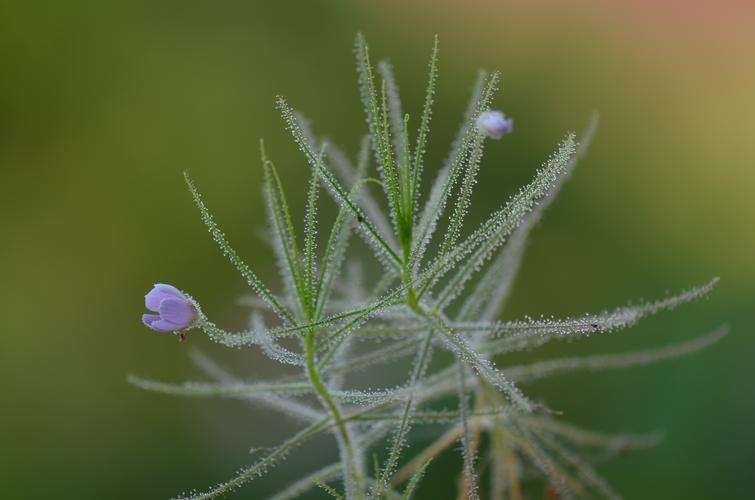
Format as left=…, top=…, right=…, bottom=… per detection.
left=2, top=1, right=754, bottom=498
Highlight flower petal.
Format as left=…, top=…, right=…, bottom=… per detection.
left=142, top=313, right=160, bottom=326
left=149, top=319, right=183, bottom=332
left=145, top=283, right=184, bottom=311
left=142, top=313, right=179, bottom=332
left=158, top=297, right=196, bottom=328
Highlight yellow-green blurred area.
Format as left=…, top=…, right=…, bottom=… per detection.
left=1, top=0, right=753, bottom=498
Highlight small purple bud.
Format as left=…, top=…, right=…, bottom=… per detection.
left=142, top=283, right=197, bottom=333
left=477, top=110, right=513, bottom=139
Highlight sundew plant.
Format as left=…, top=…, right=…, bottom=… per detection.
left=132, top=34, right=725, bottom=499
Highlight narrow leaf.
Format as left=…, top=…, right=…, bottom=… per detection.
left=185, top=173, right=295, bottom=324
left=277, top=96, right=402, bottom=270
left=378, top=331, right=435, bottom=490
left=429, top=133, right=577, bottom=306
left=420, top=307, right=534, bottom=412
left=410, top=35, right=439, bottom=213
left=505, top=326, right=728, bottom=382
left=411, top=70, right=498, bottom=272
left=174, top=417, right=331, bottom=500
left=459, top=112, right=599, bottom=322
left=401, top=458, right=432, bottom=500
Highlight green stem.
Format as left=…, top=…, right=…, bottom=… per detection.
left=399, top=208, right=419, bottom=313
left=306, top=329, right=363, bottom=499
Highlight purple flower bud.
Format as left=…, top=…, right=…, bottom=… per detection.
left=476, top=110, right=513, bottom=139
left=142, top=283, right=197, bottom=333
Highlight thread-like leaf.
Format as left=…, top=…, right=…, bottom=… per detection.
left=520, top=416, right=662, bottom=452
left=323, top=337, right=423, bottom=375
left=277, top=96, right=402, bottom=271
left=355, top=34, right=403, bottom=237
left=268, top=464, right=342, bottom=500
left=401, top=458, right=432, bottom=500
left=185, top=173, right=295, bottom=325
left=315, top=480, right=345, bottom=500
left=304, top=156, right=321, bottom=316
left=377, top=60, right=408, bottom=165
left=187, top=347, right=322, bottom=422
left=127, top=375, right=312, bottom=398
left=429, top=133, right=577, bottom=305
left=420, top=307, right=534, bottom=412
left=439, top=120, right=487, bottom=257
left=456, top=362, right=480, bottom=500
left=482, top=278, right=719, bottom=354
left=410, top=35, right=439, bottom=216
left=505, top=326, right=728, bottom=382
left=298, top=122, right=399, bottom=254
left=377, top=331, right=434, bottom=491
left=261, top=141, right=306, bottom=309
left=411, top=71, right=498, bottom=272
left=532, top=428, right=620, bottom=499
left=459, top=112, right=599, bottom=323
left=250, top=312, right=306, bottom=367
left=502, top=426, right=585, bottom=497
left=174, top=417, right=331, bottom=500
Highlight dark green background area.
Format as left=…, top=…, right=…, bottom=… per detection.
left=1, top=1, right=753, bottom=498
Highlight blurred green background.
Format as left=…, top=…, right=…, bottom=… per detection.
left=2, top=0, right=753, bottom=498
